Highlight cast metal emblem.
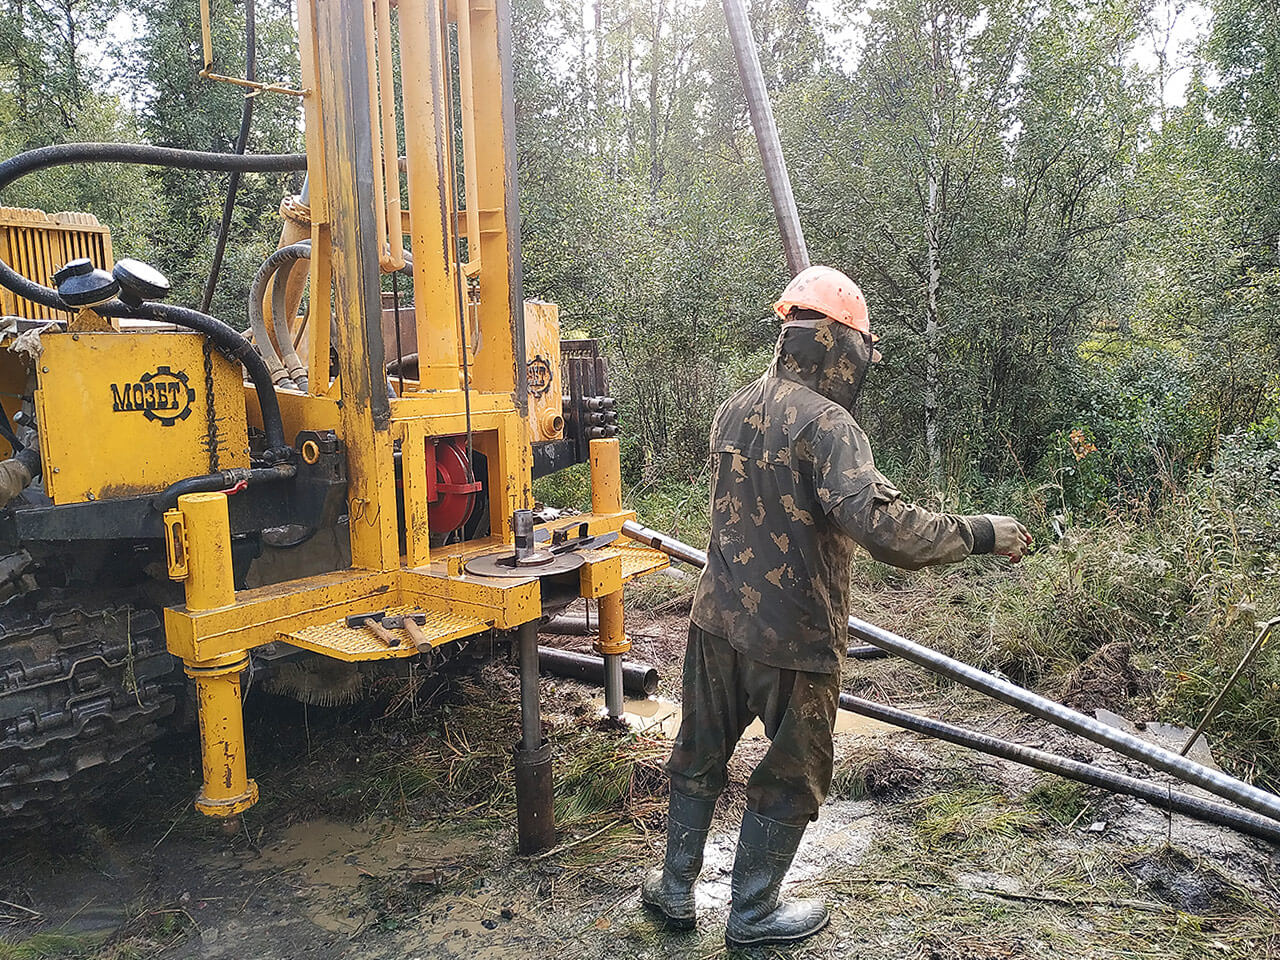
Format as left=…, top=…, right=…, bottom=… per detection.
left=109, top=365, right=196, bottom=427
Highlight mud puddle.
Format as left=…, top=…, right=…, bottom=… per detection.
left=603, top=695, right=895, bottom=739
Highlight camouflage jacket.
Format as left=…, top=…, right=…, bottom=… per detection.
left=690, top=320, right=992, bottom=675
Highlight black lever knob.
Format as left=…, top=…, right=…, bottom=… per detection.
left=53, top=257, right=118, bottom=308
left=113, top=258, right=171, bottom=308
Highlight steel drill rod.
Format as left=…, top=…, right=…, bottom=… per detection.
left=1181, top=618, right=1278, bottom=756
left=547, top=611, right=882, bottom=661
left=620, top=520, right=1280, bottom=823
left=839, top=693, right=1280, bottom=846
left=721, top=0, right=810, bottom=277
left=538, top=646, right=661, bottom=697
left=605, top=653, right=625, bottom=718
left=518, top=620, right=542, bottom=751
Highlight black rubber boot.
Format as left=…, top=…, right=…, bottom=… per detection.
left=641, top=790, right=716, bottom=928
left=724, top=810, right=828, bottom=949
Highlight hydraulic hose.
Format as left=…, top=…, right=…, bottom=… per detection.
left=839, top=692, right=1280, bottom=846
left=250, top=243, right=310, bottom=390
left=0, top=143, right=306, bottom=194
left=0, top=143, right=307, bottom=458
left=151, top=464, right=296, bottom=512
left=270, top=258, right=307, bottom=390
left=620, top=520, right=1280, bottom=824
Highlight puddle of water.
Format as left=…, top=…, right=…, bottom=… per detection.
left=694, top=800, right=877, bottom=910
left=247, top=818, right=474, bottom=889
left=600, top=696, right=895, bottom=740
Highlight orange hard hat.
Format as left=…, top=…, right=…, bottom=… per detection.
left=774, top=266, right=870, bottom=335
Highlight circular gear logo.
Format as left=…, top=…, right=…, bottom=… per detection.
left=109, top=365, right=196, bottom=427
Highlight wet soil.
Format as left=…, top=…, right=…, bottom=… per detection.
left=3, top=613, right=1279, bottom=960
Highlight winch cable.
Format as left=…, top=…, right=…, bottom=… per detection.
left=620, top=520, right=1280, bottom=827
left=198, top=0, right=258, bottom=314
left=0, top=142, right=308, bottom=459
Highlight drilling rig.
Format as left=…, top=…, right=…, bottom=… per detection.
left=0, top=0, right=667, bottom=852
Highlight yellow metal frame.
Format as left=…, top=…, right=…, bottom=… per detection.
left=161, top=0, right=670, bottom=818
left=0, top=207, right=112, bottom=321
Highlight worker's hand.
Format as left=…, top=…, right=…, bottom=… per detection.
left=989, top=515, right=1032, bottom=562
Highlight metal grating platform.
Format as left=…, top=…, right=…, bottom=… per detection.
left=606, top=544, right=670, bottom=582
left=281, top=604, right=492, bottom=662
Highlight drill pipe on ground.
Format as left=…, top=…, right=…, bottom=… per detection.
left=546, top=612, right=885, bottom=661
left=538, top=646, right=660, bottom=697
left=839, top=693, right=1280, bottom=846
left=620, top=520, right=1280, bottom=827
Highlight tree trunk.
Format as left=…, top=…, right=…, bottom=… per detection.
left=923, top=10, right=943, bottom=484
left=648, top=0, right=664, bottom=195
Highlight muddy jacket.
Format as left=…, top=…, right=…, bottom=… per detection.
left=690, top=320, right=993, bottom=674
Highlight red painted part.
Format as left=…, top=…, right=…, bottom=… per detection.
left=428, top=436, right=481, bottom=534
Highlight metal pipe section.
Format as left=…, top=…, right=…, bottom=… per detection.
left=606, top=653, right=626, bottom=715
left=838, top=693, right=1280, bottom=846
left=518, top=620, right=542, bottom=751
left=621, top=520, right=1280, bottom=823
left=721, top=0, right=810, bottom=277
left=538, top=646, right=660, bottom=697
left=514, top=620, right=554, bottom=854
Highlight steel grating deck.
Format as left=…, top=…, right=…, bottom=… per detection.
left=280, top=604, right=492, bottom=662
left=607, top=543, right=670, bottom=582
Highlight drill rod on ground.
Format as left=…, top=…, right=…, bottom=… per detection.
left=620, top=520, right=1280, bottom=827
left=838, top=692, right=1280, bottom=846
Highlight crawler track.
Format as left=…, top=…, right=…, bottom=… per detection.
left=0, top=584, right=179, bottom=830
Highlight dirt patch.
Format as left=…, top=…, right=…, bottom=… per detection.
left=1122, top=846, right=1245, bottom=914
left=3, top=614, right=1280, bottom=960
left=1058, top=642, right=1153, bottom=714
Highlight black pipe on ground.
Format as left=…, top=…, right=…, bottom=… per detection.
left=839, top=692, right=1280, bottom=846
left=621, top=520, right=1280, bottom=829
left=538, top=646, right=660, bottom=697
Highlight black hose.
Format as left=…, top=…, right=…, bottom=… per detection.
left=0, top=143, right=306, bottom=193
left=838, top=692, right=1280, bottom=846
left=0, top=145, right=307, bottom=457
left=199, top=0, right=258, bottom=314
left=537, top=646, right=660, bottom=697
left=151, top=464, right=296, bottom=512
left=250, top=242, right=311, bottom=388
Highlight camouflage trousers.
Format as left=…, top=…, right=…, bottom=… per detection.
left=665, top=624, right=840, bottom=825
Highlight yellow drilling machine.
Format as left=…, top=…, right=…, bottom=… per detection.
left=0, top=0, right=668, bottom=852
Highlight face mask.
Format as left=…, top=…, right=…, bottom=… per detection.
left=774, top=319, right=873, bottom=413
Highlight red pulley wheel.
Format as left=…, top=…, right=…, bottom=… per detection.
left=428, top=436, right=482, bottom=535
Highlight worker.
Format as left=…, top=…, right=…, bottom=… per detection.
left=641, top=265, right=1032, bottom=948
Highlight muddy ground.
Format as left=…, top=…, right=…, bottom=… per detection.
left=3, top=611, right=1279, bottom=960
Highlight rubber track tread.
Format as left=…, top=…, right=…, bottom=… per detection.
left=0, top=594, right=177, bottom=830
